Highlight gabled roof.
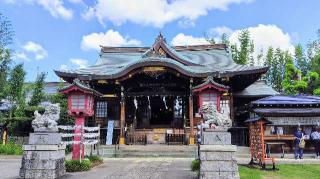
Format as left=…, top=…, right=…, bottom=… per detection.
left=193, top=76, right=229, bottom=92
left=141, top=33, right=200, bottom=66
left=234, top=80, right=279, bottom=97
left=59, top=79, right=102, bottom=96
left=55, top=34, right=268, bottom=81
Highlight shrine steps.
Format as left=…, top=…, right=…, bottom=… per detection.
left=84, top=145, right=251, bottom=158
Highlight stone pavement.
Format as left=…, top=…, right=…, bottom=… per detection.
left=63, top=158, right=197, bottom=179
left=2, top=156, right=320, bottom=179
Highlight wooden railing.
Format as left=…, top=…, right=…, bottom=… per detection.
left=166, top=134, right=185, bottom=145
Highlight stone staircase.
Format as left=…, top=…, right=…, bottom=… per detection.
left=84, top=145, right=251, bottom=158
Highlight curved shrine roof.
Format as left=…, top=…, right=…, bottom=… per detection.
left=55, top=34, right=268, bottom=81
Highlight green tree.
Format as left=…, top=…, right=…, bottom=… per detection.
left=221, top=33, right=230, bottom=46
left=6, top=64, right=26, bottom=117
left=29, top=72, right=46, bottom=106
left=256, top=48, right=264, bottom=66
left=295, top=44, right=309, bottom=75
left=282, top=58, right=303, bottom=94
left=0, top=13, right=13, bottom=48
left=230, top=44, right=239, bottom=63
left=236, top=29, right=251, bottom=65
left=249, top=40, right=255, bottom=66
left=0, top=13, right=13, bottom=100
left=0, top=48, right=11, bottom=99
left=264, top=47, right=274, bottom=85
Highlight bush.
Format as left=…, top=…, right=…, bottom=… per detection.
left=65, top=145, right=72, bottom=155
left=86, top=155, right=103, bottom=167
left=65, top=159, right=92, bottom=172
left=86, top=155, right=103, bottom=163
left=0, top=142, right=23, bottom=155
left=191, top=159, right=200, bottom=172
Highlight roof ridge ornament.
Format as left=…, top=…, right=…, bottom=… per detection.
left=156, top=32, right=166, bottom=43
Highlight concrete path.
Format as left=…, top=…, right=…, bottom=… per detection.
left=2, top=156, right=320, bottom=179
left=0, top=159, right=21, bottom=179
left=63, top=158, right=197, bottom=179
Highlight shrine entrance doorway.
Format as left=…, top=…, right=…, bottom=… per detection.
left=122, top=68, right=190, bottom=130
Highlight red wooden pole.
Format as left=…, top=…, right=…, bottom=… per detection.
left=72, top=116, right=85, bottom=160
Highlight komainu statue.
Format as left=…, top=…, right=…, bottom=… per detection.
left=201, top=103, right=232, bottom=131
left=32, top=103, right=60, bottom=132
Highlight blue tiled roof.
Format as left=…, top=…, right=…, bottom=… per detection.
left=252, top=95, right=320, bottom=105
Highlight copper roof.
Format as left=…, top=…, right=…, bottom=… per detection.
left=55, top=34, right=268, bottom=81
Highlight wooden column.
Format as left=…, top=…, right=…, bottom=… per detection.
left=229, top=93, right=234, bottom=124
left=119, top=86, right=125, bottom=145
left=189, top=79, right=195, bottom=145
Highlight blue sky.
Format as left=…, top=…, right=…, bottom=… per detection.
left=0, top=0, right=320, bottom=82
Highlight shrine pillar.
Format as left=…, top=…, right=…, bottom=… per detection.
left=189, top=79, right=195, bottom=145
left=119, top=86, right=125, bottom=145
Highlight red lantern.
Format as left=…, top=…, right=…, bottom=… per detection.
left=60, top=79, right=102, bottom=160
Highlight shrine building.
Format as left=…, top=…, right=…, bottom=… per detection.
left=55, top=34, right=270, bottom=145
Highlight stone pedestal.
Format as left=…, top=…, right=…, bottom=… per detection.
left=200, top=130, right=239, bottom=179
left=19, top=133, right=66, bottom=179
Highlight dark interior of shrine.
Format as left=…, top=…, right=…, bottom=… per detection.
left=123, top=70, right=190, bottom=129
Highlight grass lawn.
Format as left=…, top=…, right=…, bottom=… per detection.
left=239, top=164, right=320, bottom=179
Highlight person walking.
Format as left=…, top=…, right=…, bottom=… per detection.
left=294, top=127, right=304, bottom=159
left=311, top=127, right=320, bottom=158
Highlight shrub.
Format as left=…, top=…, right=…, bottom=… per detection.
left=86, top=155, right=103, bottom=167
left=65, top=145, right=72, bottom=155
left=191, top=159, right=200, bottom=172
left=86, top=155, right=103, bottom=163
left=65, top=159, right=92, bottom=172
left=0, top=142, right=23, bottom=155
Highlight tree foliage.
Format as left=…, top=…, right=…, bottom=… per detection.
left=6, top=64, right=26, bottom=117
left=232, top=29, right=253, bottom=65
left=0, top=13, right=13, bottom=100
left=29, top=72, right=46, bottom=106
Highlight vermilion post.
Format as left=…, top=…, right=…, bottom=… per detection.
left=72, top=116, right=85, bottom=160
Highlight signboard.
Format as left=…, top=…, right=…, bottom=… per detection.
left=106, top=120, right=114, bottom=145
left=266, top=117, right=320, bottom=126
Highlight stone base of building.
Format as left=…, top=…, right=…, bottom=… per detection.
left=199, top=131, right=239, bottom=179
left=19, top=133, right=66, bottom=179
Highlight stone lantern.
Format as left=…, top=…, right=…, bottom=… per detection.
left=60, top=79, right=102, bottom=160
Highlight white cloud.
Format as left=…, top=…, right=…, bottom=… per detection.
left=23, top=41, right=48, bottom=60
left=171, top=33, right=210, bottom=46
left=70, top=58, right=88, bottom=68
left=178, top=19, right=195, bottom=28
left=14, top=52, right=30, bottom=61
left=209, top=26, right=234, bottom=36
left=60, top=64, right=68, bottom=70
left=81, top=29, right=141, bottom=51
left=229, top=24, right=295, bottom=60
left=4, top=0, right=73, bottom=20
left=83, top=0, right=253, bottom=27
